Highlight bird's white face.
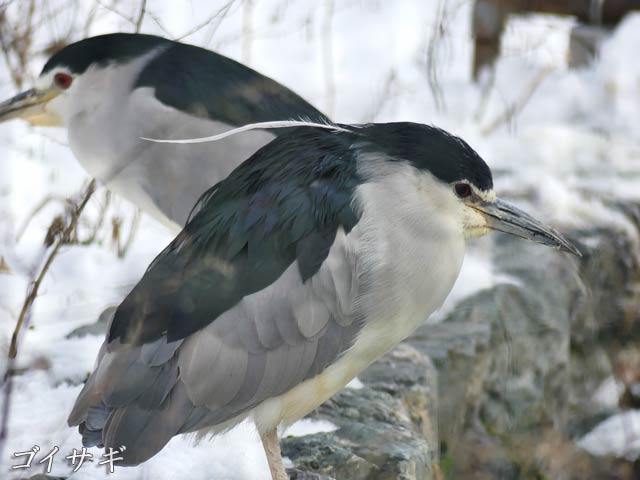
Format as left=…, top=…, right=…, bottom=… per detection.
left=452, top=180, right=497, bottom=239
left=0, top=46, right=166, bottom=130
left=356, top=155, right=577, bottom=256
left=32, top=67, right=77, bottom=126
left=0, top=66, right=76, bottom=127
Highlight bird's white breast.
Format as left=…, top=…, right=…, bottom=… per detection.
left=253, top=159, right=466, bottom=432
left=330, top=159, right=466, bottom=372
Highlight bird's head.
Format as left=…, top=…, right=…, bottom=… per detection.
left=0, top=34, right=170, bottom=127
left=355, top=123, right=580, bottom=255
left=0, top=67, right=71, bottom=127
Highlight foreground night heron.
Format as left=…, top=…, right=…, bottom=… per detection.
left=67, top=121, right=580, bottom=479
left=0, top=33, right=326, bottom=230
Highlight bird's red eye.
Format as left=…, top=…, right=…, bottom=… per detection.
left=454, top=183, right=472, bottom=198
left=54, top=72, right=73, bottom=89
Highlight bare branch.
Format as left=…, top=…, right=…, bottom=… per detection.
left=134, top=0, right=146, bottom=33
left=322, top=0, right=335, bottom=117
left=78, top=190, right=111, bottom=245
left=176, top=1, right=237, bottom=42
left=14, top=194, right=69, bottom=242
left=242, top=0, right=254, bottom=64
left=361, top=69, right=397, bottom=123
left=9, top=179, right=96, bottom=359
left=474, top=66, right=496, bottom=122
left=425, top=0, right=447, bottom=113
left=113, top=207, right=141, bottom=258
left=95, top=0, right=135, bottom=27
left=146, top=11, right=174, bottom=38
left=481, top=67, right=553, bottom=135
left=0, top=179, right=96, bottom=468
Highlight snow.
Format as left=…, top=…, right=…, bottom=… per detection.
left=578, top=411, right=640, bottom=461
left=345, top=377, right=364, bottom=390
left=592, top=376, right=624, bottom=409
left=1, top=1, right=640, bottom=478
left=283, top=419, right=338, bottom=438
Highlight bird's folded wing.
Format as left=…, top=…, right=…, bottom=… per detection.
left=69, top=127, right=363, bottom=465
left=136, top=39, right=328, bottom=128
left=68, top=230, right=361, bottom=465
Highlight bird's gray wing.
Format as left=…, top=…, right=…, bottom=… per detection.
left=68, top=230, right=361, bottom=466
left=68, top=127, right=364, bottom=465
left=177, top=233, right=361, bottom=418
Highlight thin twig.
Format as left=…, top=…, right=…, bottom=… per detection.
left=241, top=0, right=253, bottom=64
left=322, top=0, right=335, bottom=117
left=9, top=179, right=96, bottom=359
left=82, top=1, right=100, bottom=37
left=115, top=207, right=141, bottom=258
left=175, top=1, right=237, bottom=41
left=474, top=65, right=496, bottom=122
left=14, top=194, right=68, bottom=242
left=95, top=0, right=135, bottom=27
left=146, top=11, right=174, bottom=38
left=362, top=69, right=397, bottom=122
left=134, top=0, right=146, bottom=33
left=0, top=180, right=96, bottom=468
left=425, top=0, right=447, bottom=112
left=481, top=67, right=553, bottom=135
left=78, top=190, right=111, bottom=245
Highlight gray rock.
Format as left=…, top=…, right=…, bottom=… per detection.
left=283, top=344, right=439, bottom=480
left=286, top=468, right=335, bottom=480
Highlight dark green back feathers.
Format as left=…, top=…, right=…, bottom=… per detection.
left=109, top=126, right=360, bottom=345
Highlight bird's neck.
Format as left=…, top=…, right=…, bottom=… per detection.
left=352, top=164, right=466, bottom=346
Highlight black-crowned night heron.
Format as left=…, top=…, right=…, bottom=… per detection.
left=0, top=33, right=326, bottom=230
left=67, top=121, right=580, bottom=479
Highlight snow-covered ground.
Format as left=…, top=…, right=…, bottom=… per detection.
left=1, top=1, right=640, bottom=478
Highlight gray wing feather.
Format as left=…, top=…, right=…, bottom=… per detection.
left=228, top=353, right=268, bottom=408
left=252, top=302, right=282, bottom=349
left=140, top=338, right=183, bottom=366
left=102, top=384, right=193, bottom=465
left=135, top=361, right=179, bottom=410
left=175, top=251, right=361, bottom=426
left=68, top=375, right=100, bottom=426
left=293, top=289, right=332, bottom=338
left=68, top=230, right=363, bottom=463
left=247, top=346, right=294, bottom=404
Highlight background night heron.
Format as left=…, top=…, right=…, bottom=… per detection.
left=0, top=33, right=327, bottom=231
left=67, top=121, right=580, bottom=479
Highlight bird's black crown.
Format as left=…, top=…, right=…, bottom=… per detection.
left=42, top=33, right=169, bottom=75
left=355, top=122, right=493, bottom=191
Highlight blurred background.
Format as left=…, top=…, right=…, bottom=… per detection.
left=0, top=0, right=639, bottom=478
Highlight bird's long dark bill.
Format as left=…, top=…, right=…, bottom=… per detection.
left=473, top=198, right=581, bottom=256
left=0, top=88, right=54, bottom=123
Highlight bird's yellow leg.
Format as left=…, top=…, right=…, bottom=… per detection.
left=260, top=429, right=288, bottom=480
